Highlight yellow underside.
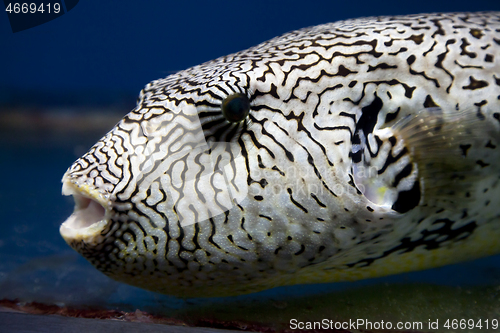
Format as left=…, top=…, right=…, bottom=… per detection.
left=292, top=219, right=500, bottom=286
left=111, top=217, right=500, bottom=298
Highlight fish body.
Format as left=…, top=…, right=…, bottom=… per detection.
left=60, top=12, right=500, bottom=297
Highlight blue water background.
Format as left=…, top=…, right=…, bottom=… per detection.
left=1, top=0, right=500, bottom=320
left=3, top=0, right=500, bottom=100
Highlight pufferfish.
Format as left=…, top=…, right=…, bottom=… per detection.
left=60, top=12, right=500, bottom=297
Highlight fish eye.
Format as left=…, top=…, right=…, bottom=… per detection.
left=221, top=93, right=250, bottom=123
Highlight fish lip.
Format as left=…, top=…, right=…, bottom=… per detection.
left=60, top=172, right=111, bottom=243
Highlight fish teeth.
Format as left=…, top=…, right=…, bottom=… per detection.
left=60, top=177, right=111, bottom=244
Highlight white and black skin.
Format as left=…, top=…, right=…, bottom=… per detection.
left=61, top=12, right=500, bottom=297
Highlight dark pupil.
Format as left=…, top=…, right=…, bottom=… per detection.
left=222, top=93, right=250, bottom=123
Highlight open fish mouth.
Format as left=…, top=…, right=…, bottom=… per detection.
left=60, top=175, right=110, bottom=243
